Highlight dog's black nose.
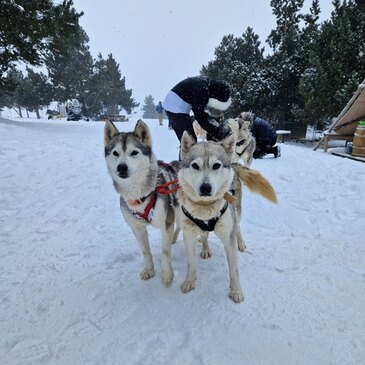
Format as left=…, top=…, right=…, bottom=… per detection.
left=200, top=183, right=212, bottom=196
left=117, top=163, right=128, bottom=178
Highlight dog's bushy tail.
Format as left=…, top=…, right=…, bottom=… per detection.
left=233, top=163, right=278, bottom=204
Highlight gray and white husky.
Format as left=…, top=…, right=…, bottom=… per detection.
left=104, top=119, right=178, bottom=287
left=177, top=131, right=277, bottom=303
left=226, top=117, right=256, bottom=167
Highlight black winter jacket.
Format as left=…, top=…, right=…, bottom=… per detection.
left=168, top=76, right=231, bottom=141
left=251, top=117, right=277, bottom=148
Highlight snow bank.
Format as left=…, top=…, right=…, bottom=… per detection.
left=0, top=117, right=364, bottom=364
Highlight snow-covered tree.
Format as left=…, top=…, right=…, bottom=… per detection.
left=201, top=27, right=269, bottom=116
left=0, top=0, right=82, bottom=94
left=142, top=95, right=158, bottom=119
left=265, top=0, right=307, bottom=127
left=300, top=0, right=365, bottom=124
left=88, top=54, right=138, bottom=116
left=16, top=68, right=53, bottom=119
left=45, top=28, right=94, bottom=112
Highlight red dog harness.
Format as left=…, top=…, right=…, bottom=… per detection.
left=123, top=162, right=180, bottom=223
left=128, top=191, right=158, bottom=222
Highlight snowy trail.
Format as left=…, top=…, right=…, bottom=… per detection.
left=0, top=118, right=364, bottom=364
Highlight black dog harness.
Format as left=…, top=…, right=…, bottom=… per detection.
left=236, top=138, right=249, bottom=157
left=236, top=138, right=246, bottom=147
left=181, top=202, right=228, bottom=232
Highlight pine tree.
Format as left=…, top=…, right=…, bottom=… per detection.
left=0, top=0, right=83, bottom=94
left=296, top=0, right=321, bottom=125
left=266, top=0, right=306, bottom=130
left=300, top=0, right=365, bottom=124
left=201, top=27, right=269, bottom=116
left=142, top=95, right=158, bottom=119
left=88, top=54, right=138, bottom=117
left=0, top=69, right=24, bottom=117
left=16, top=68, right=52, bottom=119
left=45, top=28, right=94, bottom=112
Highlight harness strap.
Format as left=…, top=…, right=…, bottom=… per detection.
left=236, top=138, right=246, bottom=146
left=157, top=160, right=180, bottom=203
left=127, top=191, right=154, bottom=205
left=236, top=139, right=249, bottom=157
left=125, top=161, right=180, bottom=222
left=129, top=191, right=157, bottom=222
left=157, top=179, right=180, bottom=195
left=181, top=202, right=229, bottom=232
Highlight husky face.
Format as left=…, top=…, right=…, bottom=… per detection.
left=238, top=111, right=255, bottom=123
left=178, top=132, right=236, bottom=201
left=104, top=120, right=156, bottom=184
left=227, top=118, right=251, bottom=138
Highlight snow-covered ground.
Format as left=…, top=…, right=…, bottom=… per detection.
left=1, top=117, right=364, bottom=365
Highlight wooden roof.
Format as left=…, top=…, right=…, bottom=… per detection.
left=329, top=79, right=365, bottom=135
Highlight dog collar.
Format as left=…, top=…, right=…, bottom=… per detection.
left=181, top=202, right=228, bottom=232
left=127, top=191, right=153, bottom=205
left=127, top=191, right=154, bottom=205
left=124, top=191, right=157, bottom=222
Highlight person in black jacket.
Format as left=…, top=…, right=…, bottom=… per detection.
left=239, top=112, right=280, bottom=158
left=163, top=76, right=232, bottom=142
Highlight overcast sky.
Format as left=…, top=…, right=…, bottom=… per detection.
left=72, top=0, right=334, bottom=111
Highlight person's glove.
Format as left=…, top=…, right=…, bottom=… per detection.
left=206, top=121, right=232, bottom=142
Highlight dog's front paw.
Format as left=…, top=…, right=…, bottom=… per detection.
left=181, top=279, right=196, bottom=293
left=237, top=240, right=246, bottom=252
left=140, top=268, right=155, bottom=280
left=200, top=248, right=212, bottom=259
left=229, top=289, right=244, bottom=303
left=162, top=270, right=174, bottom=288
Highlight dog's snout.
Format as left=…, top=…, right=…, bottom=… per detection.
left=117, top=163, right=129, bottom=178
left=200, top=183, right=212, bottom=196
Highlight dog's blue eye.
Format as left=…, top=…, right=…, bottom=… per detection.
left=191, top=163, right=199, bottom=170
left=113, top=151, right=119, bottom=157
left=212, top=163, right=221, bottom=170
left=131, top=150, right=139, bottom=156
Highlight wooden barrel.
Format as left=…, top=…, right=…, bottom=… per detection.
left=352, top=123, right=365, bottom=157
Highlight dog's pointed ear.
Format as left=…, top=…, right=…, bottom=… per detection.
left=134, top=119, right=152, bottom=148
left=243, top=120, right=250, bottom=129
left=226, top=118, right=238, bottom=134
left=237, top=118, right=245, bottom=130
left=220, top=132, right=236, bottom=159
left=180, top=131, right=196, bottom=160
left=104, top=119, right=119, bottom=146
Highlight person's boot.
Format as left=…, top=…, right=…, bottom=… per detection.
left=273, top=145, right=281, bottom=158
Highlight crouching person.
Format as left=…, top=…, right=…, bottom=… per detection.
left=239, top=112, right=280, bottom=158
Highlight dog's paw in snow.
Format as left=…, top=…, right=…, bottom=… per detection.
left=140, top=268, right=155, bottom=280
left=229, top=290, right=244, bottom=303
left=162, top=270, right=174, bottom=287
left=181, top=279, right=196, bottom=293
left=237, top=240, right=246, bottom=252
left=200, top=248, right=212, bottom=259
